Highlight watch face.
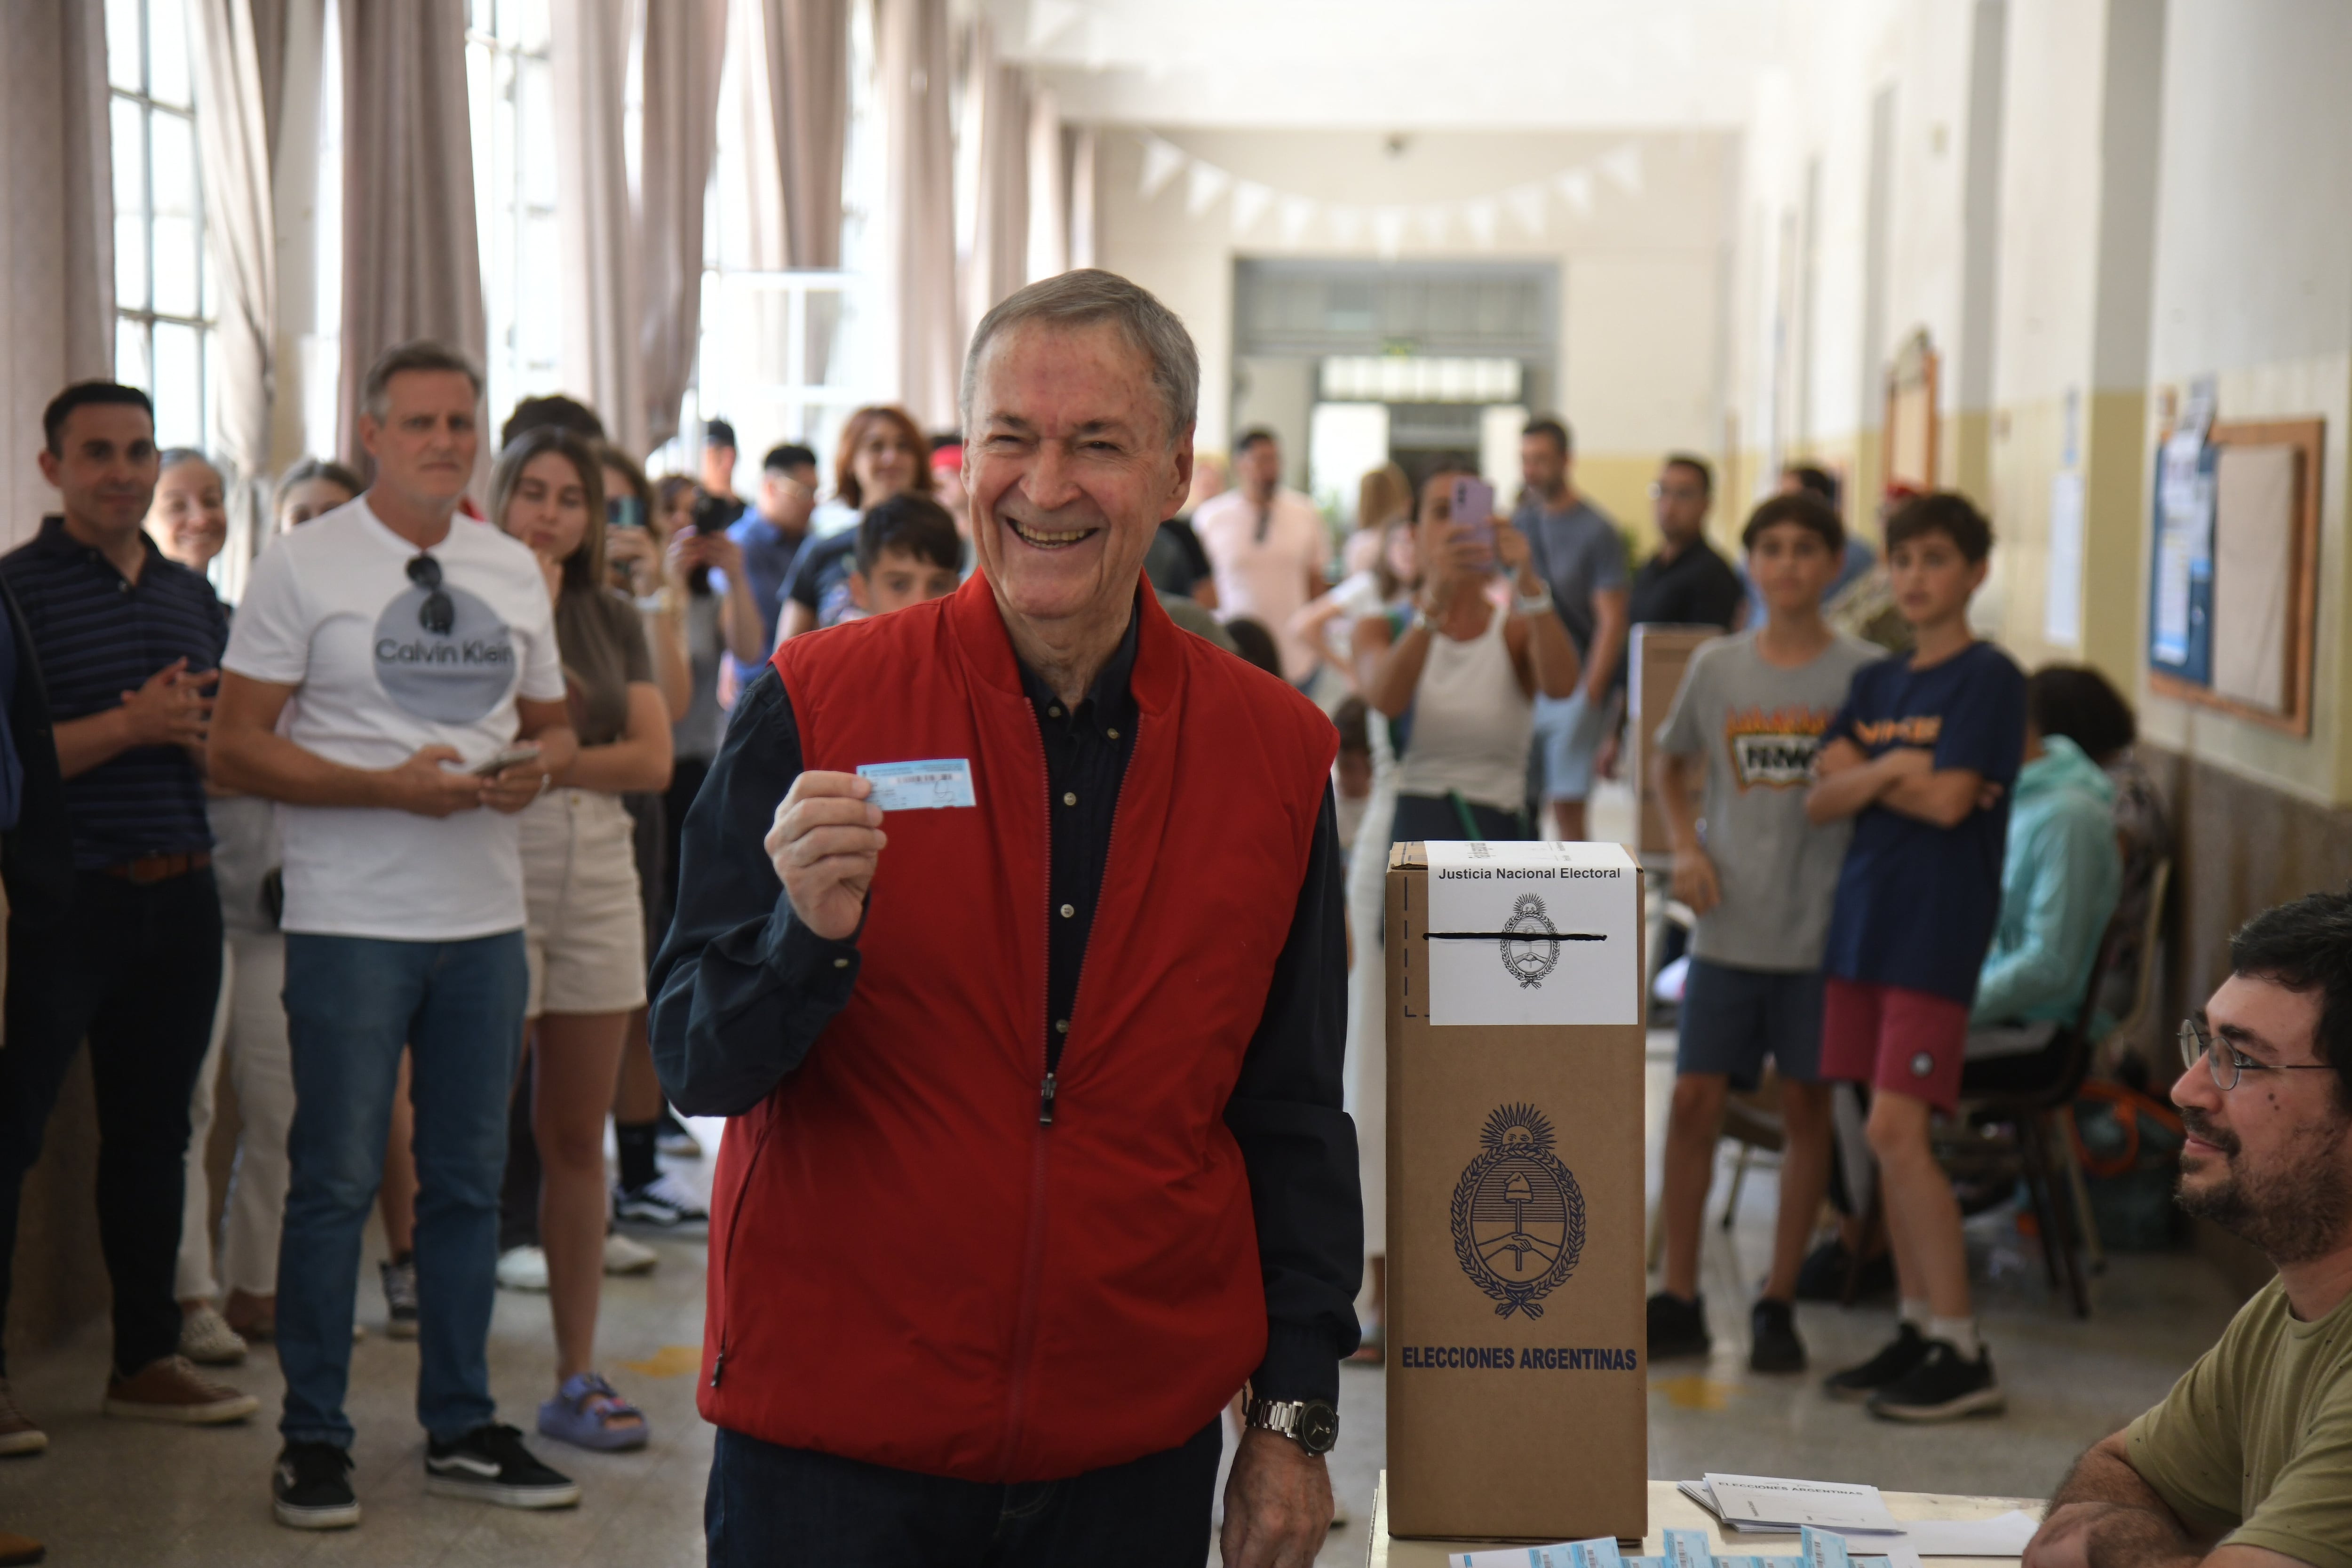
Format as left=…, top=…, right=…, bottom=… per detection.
left=1298, top=1401, right=1339, bottom=1454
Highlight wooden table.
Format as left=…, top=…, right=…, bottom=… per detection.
left=1365, top=1478, right=2042, bottom=1567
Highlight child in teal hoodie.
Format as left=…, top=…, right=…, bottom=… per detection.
left=1969, top=727, right=2121, bottom=1033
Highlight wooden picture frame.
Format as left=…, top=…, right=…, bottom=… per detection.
left=1881, top=329, right=1939, bottom=492
left=2147, top=417, right=2323, bottom=736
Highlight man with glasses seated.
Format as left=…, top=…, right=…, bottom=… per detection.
left=212, top=342, right=584, bottom=1531
left=2026, top=887, right=2352, bottom=1568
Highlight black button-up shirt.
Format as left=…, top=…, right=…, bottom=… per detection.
left=0, top=516, right=224, bottom=868
left=650, top=611, right=1359, bottom=1408
left=1025, top=613, right=1139, bottom=1112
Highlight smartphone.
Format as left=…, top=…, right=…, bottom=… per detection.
left=607, top=494, right=644, bottom=530
left=1450, top=476, right=1496, bottom=557
left=470, top=745, right=542, bottom=778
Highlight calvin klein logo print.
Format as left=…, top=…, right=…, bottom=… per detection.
left=373, top=581, right=519, bottom=724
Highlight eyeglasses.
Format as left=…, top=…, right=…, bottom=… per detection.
left=2178, top=1016, right=2336, bottom=1092
left=407, top=554, right=454, bottom=635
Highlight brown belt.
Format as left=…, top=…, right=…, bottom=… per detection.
left=100, top=851, right=212, bottom=884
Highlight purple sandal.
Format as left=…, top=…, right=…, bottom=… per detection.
left=537, top=1371, right=650, bottom=1451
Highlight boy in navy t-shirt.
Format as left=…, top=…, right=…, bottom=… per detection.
left=1805, top=492, right=2025, bottom=1423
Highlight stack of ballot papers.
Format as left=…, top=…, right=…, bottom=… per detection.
left=1454, top=1524, right=1923, bottom=1568
left=1670, top=1476, right=2039, bottom=1558
left=1681, top=1476, right=1900, bottom=1533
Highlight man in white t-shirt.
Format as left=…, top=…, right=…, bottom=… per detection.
left=213, top=343, right=583, bottom=1532
left=1192, top=429, right=1329, bottom=685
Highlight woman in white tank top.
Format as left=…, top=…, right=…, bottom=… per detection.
left=1353, top=469, right=1583, bottom=844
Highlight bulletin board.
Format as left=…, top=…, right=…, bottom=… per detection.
left=2146, top=418, right=2323, bottom=735
left=1881, top=330, right=1940, bottom=491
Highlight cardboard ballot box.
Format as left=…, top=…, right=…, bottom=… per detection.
left=1629, top=625, right=1720, bottom=858
left=1385, top=839, right=1647, bottom=1544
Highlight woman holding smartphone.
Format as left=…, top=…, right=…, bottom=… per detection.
left=1355, top=468, right=1581, bottom=843
left=491, top=428, right=674, bottom=1450
left=600, top=448, right=691, bottom=721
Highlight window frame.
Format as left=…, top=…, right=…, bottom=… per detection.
left=108, top=0, right=217, bottom=454
left=464, top=0, right=562, bottom=436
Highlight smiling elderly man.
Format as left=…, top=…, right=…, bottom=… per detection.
left=2025, top=888, right=2352, bottom=1568
left=651, top=270, right=1360, bottom=1567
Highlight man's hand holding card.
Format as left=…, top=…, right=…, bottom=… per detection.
left=766, top=760, right=977, bottom=941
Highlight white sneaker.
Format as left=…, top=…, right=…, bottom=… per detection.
left=178, top=1304, right=249, bottom=1366
left=495, top=1245, right=549, bottom=1292
left=603, top=1233, right=659, bottom=1276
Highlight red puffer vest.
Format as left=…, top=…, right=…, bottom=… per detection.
left=697, top=572, right=1337, bottom=1481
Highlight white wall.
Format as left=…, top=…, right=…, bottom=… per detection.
left=2137, top=0, right=2352, bottom=802
left=1088, top=127, right=1737, bottom=523
left=1729, top=0, right=2011, bottom=505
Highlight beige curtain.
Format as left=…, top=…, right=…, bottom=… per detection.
left=0, top=0, right=113, bottom=548
left=1067, top=126, right=1096, bottom=270
left=637, top=0, right=727, bottom=451
left=876, top=0, right=958, bottom=427
left=958, top=23, right=1028, bottom=342
left=1024, top=86, right=1066, bottom=284
left=191, top=0, right=279, bottom=599
left=758, top=0, right=850, bottom=270
left=551, top=0, right=645, bottom=456
left=334, top=0, right=486, bottom=473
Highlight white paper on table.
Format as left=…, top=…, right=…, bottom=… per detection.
left=1423, top=840, right=1639, bottom=1026
left=1883, top=1512, right=2038, bottom=1556
left=1702, top=1475, right=1899, bottom=1533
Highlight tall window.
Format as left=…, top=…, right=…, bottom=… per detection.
left=107, top=0, right=216, bottom=451
left=465, top=0, right=562, bottom=435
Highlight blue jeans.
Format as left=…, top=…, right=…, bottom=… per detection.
left=707, top=1418, right=1223, bottom=1567
left=276, top=931, right=527, bottom=1448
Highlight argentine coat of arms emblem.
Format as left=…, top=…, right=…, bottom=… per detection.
left=1498, top=892, right=1562, bottom=989
left=1450, top=1102, right=1586, bottom=1318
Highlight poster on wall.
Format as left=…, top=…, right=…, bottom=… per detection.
left=2148, top=379, right=2217, bottom=682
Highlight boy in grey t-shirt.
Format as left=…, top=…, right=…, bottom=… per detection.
left=1647, top=491, right=1876, bottom=1375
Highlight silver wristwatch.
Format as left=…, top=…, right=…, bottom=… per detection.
left=1245, top=1396, right=1338, bottom=1456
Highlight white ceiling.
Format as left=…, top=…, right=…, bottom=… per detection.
left=989, top=0, right=1788, bottom=129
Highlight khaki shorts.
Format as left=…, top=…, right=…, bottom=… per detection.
left=518, top=788, right=648, bottom=1017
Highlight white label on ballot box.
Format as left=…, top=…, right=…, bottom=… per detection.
left=1424, top=840, right=1639, bottom=1026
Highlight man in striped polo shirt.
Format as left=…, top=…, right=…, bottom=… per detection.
left=0, top=382, right=255, bottom=1446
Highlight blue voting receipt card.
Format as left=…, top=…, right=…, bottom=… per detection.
left=858, top=758, right=977, bottom=811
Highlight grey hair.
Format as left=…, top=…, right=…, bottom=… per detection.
left=959, top=269, right=1198, bottom=447
left=361, top=340, right=484, bottom=420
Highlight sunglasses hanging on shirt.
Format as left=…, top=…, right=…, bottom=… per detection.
left=407, top=553, right=455, bottom=635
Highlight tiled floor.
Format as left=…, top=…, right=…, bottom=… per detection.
left=0, top=791, right=2252, bottom=1565
left=0, top=1070, right=2246, bottom=1567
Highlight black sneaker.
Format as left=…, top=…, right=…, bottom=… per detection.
left=272, top=1441, right=359, bottom=1529
left=612, top=1173, right=709, bottom=1228
left=379, top=1258, right=419, bottom=1340
left=1794, top=1238, right=1897, bottom=1302
left=424, top=1423, right=581, bottom=1510
left=1748, top=1297, right=1806, bottom=1373
left=1867, top=1340, right=2004, bottom=1421
left=1645, top=1292, right=1710, bottom=1361
left=1823, top=1321, right=1931, bottom=1401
